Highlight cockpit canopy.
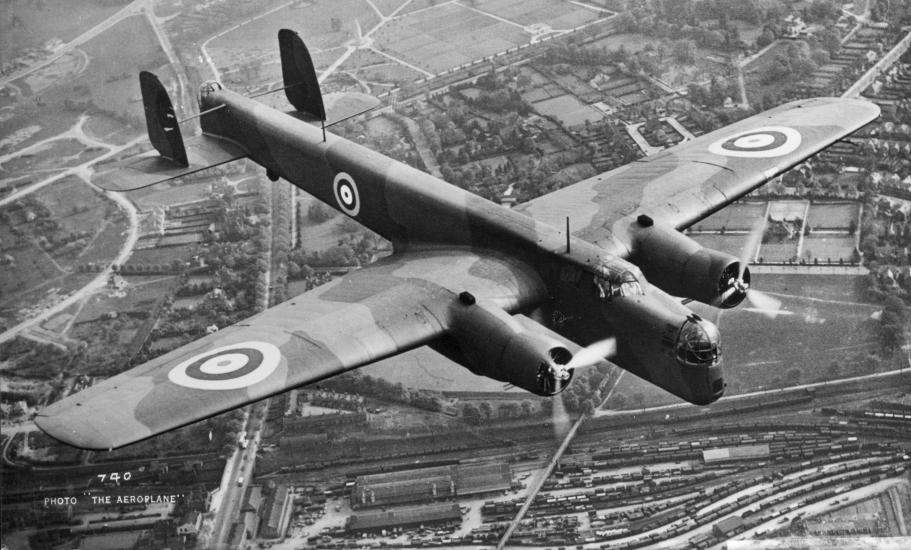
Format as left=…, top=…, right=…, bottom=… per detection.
left=594, top=264, right=644, bottom=300
left=199, top=81, right=223, bottom=102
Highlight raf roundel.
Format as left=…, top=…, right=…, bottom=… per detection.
left=333, top=172, right=360, bottom=216
left=168, top=341, right=281, bottom=390
left=708, top=126, right=802, bottom=158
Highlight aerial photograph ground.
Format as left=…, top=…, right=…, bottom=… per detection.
left=1, top=0, right=910, bottom=549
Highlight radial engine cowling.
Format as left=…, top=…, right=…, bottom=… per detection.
left=631, top=220, right=749, bottom=308
left=447, top=301, right=574, bottom=396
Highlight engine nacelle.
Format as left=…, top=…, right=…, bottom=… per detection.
left=447, top=301, right=574, bottom=396
left=630, top=218, right=749, bottom=308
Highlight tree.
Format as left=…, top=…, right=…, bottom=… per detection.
left=461, top=404, right=481, bottom=425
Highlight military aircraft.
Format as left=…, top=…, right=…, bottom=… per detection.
left=35, top=29, right=879, bottom=449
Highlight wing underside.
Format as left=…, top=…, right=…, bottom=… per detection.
left=517, top=97, right=880, bottom=252
left=36, top=250, right=545, bottom=449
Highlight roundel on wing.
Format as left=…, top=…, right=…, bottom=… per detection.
left=333, top=172, right=360, bottom=216
left=168, top=341, right=281, bottom=390
left=708, top=126, right=802, bottom=158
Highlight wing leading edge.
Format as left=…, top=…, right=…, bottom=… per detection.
left=35, top=250, right=544, bottom=450
left=517, top=97, right=880, bottom=253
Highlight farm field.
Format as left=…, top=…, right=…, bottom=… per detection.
left=608, top=273, right=884, bottom=408
left=374, top=2, right=529, bottom=74
left=474, top=0, right=603, bottom=29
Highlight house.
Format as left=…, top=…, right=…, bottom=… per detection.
left=176, top=510, right=203, bottom=536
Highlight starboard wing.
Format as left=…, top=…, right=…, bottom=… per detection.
left=516, top=97, right=879, bottom=252
left=35, top=250, right=544, bottom=449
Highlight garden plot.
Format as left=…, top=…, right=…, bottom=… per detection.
left=690, top=202, right=767, bottom=233
left=807, top=202, right=859, bottom=231
left=532, top=94, right=603, bottom=127
left=801, top=236, right=857, bottom=263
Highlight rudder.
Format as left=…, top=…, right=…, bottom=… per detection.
left=139, top=71, right=188, bottom=167
left=278, top=28, right=326, bottom=121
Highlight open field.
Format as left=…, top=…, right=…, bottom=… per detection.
left=374, top=2, right=529, bottom=74
left=759, top=242, right=800, bottom=262
left=475, top=0, right=602, bottom=29
left=0, top=0, right=129, bottom=63
left=609, top=273, right=884, bottom=408
left=689, top=233, right=752, bottom=258
left=73, top=15, right=170, bottom=124
left=208, top=0, right=381, bottom=79
left=363, top=346, right=524, bottom=393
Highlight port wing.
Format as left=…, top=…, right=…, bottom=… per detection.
left=35, top=251, right=544, bottom=449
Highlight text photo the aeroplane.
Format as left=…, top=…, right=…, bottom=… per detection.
left=35, top=30, right=879, bottom=450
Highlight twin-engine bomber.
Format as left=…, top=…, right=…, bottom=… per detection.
left=35, top=29, right=879, bottom=450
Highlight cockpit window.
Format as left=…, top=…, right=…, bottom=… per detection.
left=594, top=267, right=643, bottom=299
left=199, top=81, right=223, bottom=101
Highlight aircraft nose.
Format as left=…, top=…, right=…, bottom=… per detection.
left=675, top=316, right=721, bottom=367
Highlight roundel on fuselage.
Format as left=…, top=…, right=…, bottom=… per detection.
left=333, top=172, right=360, bottom=216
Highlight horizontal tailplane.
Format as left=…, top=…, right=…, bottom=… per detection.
left=93, top=73, right=248, bottom=191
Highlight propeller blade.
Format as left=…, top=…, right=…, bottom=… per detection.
left=566, top=338, right=616, bottom=371
left=747, top=289, right=782, bottom=318
left=740, top=216, right=767, bottom=279
left=551, top=393, right=571, bottom=440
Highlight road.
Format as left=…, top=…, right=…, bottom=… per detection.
left=0, top=134, right=143, bottom=345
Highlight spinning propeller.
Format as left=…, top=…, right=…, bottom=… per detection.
left=550, top=338, right=616, bottom=439
left=716, top=216, right=782, bottom=318
left=551, top=338, right=617, bottom=381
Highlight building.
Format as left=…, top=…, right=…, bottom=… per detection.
left=346, top=503, right=462, bottom=534
left=351, top=462, right=510, bottom=508
left=259, top=483, right=293, bottom=539
left=228, top=484, right=263, bottom=547
left=713, top=515, right=745, bottom=538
